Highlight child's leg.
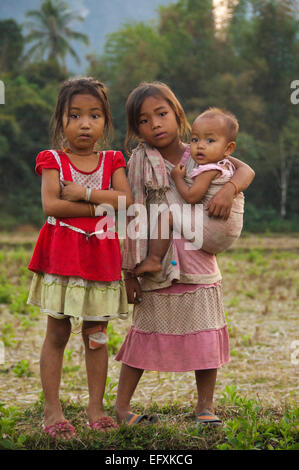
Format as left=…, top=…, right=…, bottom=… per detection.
left=40, top=316, right=73, bottom=438
left=115, top=363, right=144, bottom=422
left=195, top=369, right=218, bottom=414
left=134, top=211, right=173, bottom=275
left=82, top=320, right=109, bottom=424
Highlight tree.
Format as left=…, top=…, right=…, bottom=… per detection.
left=0, top=19, right=23, bottom=73
left=22, top=59, right=68, bottom=88
left=0, top=74, right=59, bottom=228
left=231, top=0, right=299, bottom=218
left=24, top=0, right=89, bottom=66
left=157, top=0, right=218, bottom=103
left=88, top=21, right=167, bottom=149
left=278, top=116, right=299, bottom=218
left=88, top=0, right=221, bottom=149
left=1, top=0, right=297, bottom=229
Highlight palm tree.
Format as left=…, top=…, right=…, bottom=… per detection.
left=24, top=0, right=89, bottom=66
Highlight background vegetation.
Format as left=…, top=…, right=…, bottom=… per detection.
left=0, top=234, right=298, bottom=449
left=0, top=0, right=298, bottom=232
left=0, top=1, right=298, bottom=450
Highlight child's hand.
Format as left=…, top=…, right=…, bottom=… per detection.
left=61, top=180, right=86, bottom=202
left=124, top=277, right=143, bottom=304
left=207, top=183, right=234, bottom=220
left=171, top=164, right=186, bottom=180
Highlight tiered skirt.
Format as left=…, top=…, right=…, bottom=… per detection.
left=28, top=272, right=128, bottom=321
left=115, top=283, right=230, bottom=372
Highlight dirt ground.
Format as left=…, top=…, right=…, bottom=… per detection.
left=0, top=233, right=298, bottom=411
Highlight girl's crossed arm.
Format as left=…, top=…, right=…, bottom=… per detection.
left=171, top=164, right=220, bottom=205
left=61, top=167, right=133, bottom=210
left=41, top=169, right=91, bottom=217
left=42, top=168, right=133, bottom=218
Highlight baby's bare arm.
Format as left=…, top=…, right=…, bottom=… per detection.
left=173, top=170, right=220, bottom=204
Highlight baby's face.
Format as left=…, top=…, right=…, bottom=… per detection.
left=190, top=116, right=232, bottom=165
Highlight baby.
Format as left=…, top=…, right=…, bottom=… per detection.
left=134, top=107, right=244, bottom=275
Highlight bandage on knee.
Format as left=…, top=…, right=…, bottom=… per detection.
left=83, top=325, right=108, bottom=350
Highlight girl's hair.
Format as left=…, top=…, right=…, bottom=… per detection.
left=197, top=107, right=239, bottom=141
left=125, top=81, right=191, bottom=154
left=51, top=76, right=113, bottom=149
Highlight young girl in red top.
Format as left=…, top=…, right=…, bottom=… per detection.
left=115, top=82, right=254, bottom=427
left=27, top=77, right=133, bottom=439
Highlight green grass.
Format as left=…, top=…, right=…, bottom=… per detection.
left=1, top=240, right=298, bottom=450
left=12, top=360, right=32, bottom=378
left=0, top=386, right=298, bottom=450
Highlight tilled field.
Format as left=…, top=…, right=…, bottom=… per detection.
left=0, top=233, right=298, bottom=411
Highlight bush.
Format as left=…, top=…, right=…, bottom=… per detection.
left=243, top=203, right=299, bottom=233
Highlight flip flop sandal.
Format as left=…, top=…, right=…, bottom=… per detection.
left=195, top=411, right=222, bottom=427
left=87, top=416, right=118, bottom=431
left=42, top=420, right=77, bottom=439
left=125, top=413, right=159, bottom=425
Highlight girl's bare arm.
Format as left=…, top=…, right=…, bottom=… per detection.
left=41, top=169, right=91, bottom=217
left=207, top=157, right=255, bottom=219
left=227, top=156, right=255, bottom=192
left=61, top=168, right=133, bottom=210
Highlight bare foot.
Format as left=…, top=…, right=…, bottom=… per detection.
left=134, top=256, right=162, bottom=275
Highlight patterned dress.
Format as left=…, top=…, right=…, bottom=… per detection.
left=115, top=145, right=230, bottom=371
left=27, top=150, right=128, bottom=322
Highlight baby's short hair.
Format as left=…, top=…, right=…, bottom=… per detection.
left=197, top=107, right=239, bottom=141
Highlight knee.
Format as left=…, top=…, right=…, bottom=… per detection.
left=82, top=321, right=108, bottom=350
left=46, top=319, right=71, bottom=349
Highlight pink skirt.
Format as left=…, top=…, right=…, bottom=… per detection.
left=115, top=283, right=230, bottom=372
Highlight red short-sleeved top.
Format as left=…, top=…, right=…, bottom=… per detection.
left=28, top=150, right=126, bottom=282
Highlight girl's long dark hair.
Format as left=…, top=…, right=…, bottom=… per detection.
left=51, top=76, right=113, bottom=149
left=125, top=81, right=191, bottom=155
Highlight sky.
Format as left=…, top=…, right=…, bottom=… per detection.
left=0, top=0, right=173, bottom=72
left=0, top=0, right=234, bottom=72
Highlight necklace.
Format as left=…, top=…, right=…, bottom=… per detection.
left=64, top=147, right=100, bottom=157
